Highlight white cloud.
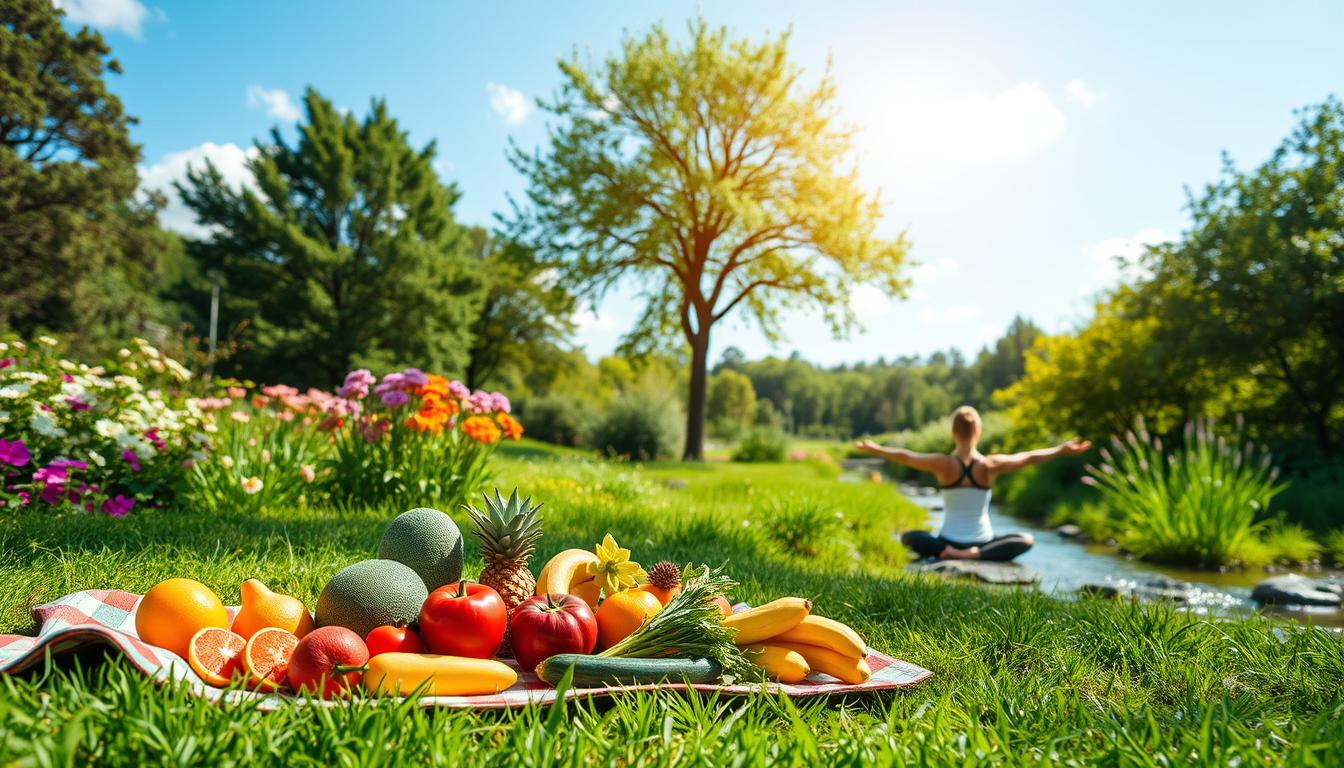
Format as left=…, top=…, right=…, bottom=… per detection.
left=570, top=309, right=613, bottom=330
left=849, top=284, right=892, bottom=319
left=246, top=85, right=301, bottom=123
left=53, top=0, right=149, bottom=38
left=138, top=142, right=258, bottom=237
left=1066, top=79, right=1102, bottom=108
left=487, top=82, right=532, bottom=126
left=906, top=257, right=960, bottom=300
left=859, top=82, right=1067, bottom=170
left=1086, top=227, right=1168, bottom=287
left=917, top=304, right=980, bottom=325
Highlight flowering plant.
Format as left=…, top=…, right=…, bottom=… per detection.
left=0, top=336, right=211, bottom=516
left=185, top=383, right=331, bottom=514
left=319, top=368, right=522, bottom=509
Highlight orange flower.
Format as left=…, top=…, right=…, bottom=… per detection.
left=498, top=413, right=524, bottom=441
left=417, top=374, right=450, bottom=399
left=462, top=415, right=501, bottom=444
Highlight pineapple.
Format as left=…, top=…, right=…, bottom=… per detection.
left=467, top=488, right=543, bottom=615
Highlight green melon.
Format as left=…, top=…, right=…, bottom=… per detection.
left=314, top=559, right=428, bottom=637
left=378, top=506, right=464, bottom=590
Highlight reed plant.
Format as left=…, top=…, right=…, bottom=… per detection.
left=1083, top=415, right=1285, bottom=567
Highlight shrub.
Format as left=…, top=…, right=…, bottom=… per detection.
left=1255, top=521, right=1324, bottom=566
left=732, top=426, right=787, bottom=463
left=0, top=336, right=210, bottom=516
left=586, top=393, right=683, bottom=461
left=1325, top=529, right=1344, bottom=565
left=319, top=369, right=522, bottom=510
left=759, top=496, right=844, bottom=559
left=518, top=395, right=589, bottom=447
left=1084, top=415, right=1284, bottom=567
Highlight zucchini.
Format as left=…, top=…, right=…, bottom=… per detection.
left=535, top=654, right=723, bottom=687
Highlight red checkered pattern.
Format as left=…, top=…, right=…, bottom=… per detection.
left=0, top=590, right=932, bottom=710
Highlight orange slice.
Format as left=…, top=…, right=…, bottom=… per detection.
left=243, top=626, right=299, bottom=692
left=188, top=627, right=246, bottom=687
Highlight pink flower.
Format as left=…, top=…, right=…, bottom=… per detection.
left=65, top=397, right=92, bottom=411
left=122, top=450, right=141, bottom=472
left=101, top=495, right=135, bottom=517
left=227, top=386, right=247, bottom=398
left=380, top=390, right=410, bottom=407
left=490, top=392, right=511, bottom=414
left=401, top=368, right=429, bottom=387
left=231, top=411, right=251, bottom=423
left=299, top=464, right=315, bottom=484
left=447, top=380, right=470, bottom=400
left=0, top=439, right=30, bottom=467
left=145, top=429, right=165, bottom=451
left=195, top=397, right=233, bottom=411
left=339, top=369, right=375, bottom=399
left=375, top=373, right=406, bottom=396
left=467, top=390, right=495, bottom=414
left=261, top=384, right=299, bottom=398
left=0, top=358, right=13, bottom=370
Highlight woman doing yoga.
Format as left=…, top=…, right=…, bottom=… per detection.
left=855, top=406, right=1090, bottom=562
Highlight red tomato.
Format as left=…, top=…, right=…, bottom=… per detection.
left=364, top=619, right=422, bottom=657
left=510, top=593, right=598, bottom=671
left=418, top=580, right=507, bottom=658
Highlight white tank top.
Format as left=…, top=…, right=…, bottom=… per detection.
left=939, top=487, right=994, bottom=543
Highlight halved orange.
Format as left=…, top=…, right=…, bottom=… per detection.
left=242, top=626, right=299, bottom=691
left=188, top=627, right=247, bottom=687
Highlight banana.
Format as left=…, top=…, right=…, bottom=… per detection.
left=746, top=644, right=810, bottom=683
left=781, top=642, right=872, bottom=684
left=722, top=597, right=811, bottom=645
left=536, top=549, right=600, bottom=596
left=768, top=615, right=866, bottom=659
left=570, top=579, right=601, bottom=609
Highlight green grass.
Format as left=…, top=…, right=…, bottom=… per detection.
left=2, top=455, right=1342, bottom=765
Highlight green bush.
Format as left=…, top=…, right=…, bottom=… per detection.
left=585, top=393, right=683, bottom=461
left=1325, top=529, right=1344, bottom=565
left=1084, top=416, right=1284, bottom=567
left=732, top=426, right=788, bottom=463
left=759, top=496, right=844, bottom=559
left=519, top=395, right=590, bottom=447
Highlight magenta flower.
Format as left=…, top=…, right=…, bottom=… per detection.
left=61, top=373, right=74, bottom=383
left=145, top=429, right=165, bottom=451
left=0, top=358, right=13, bottom=370
left=401, top=368, right=429, bottom=387
left=490, top=392, right=511, bottom=414
left=448, top=380, right=470, bottom=400
left=66, top=397, right=91, bottom=411
left=380, top=390, right=410, bottom=407
left=122, top=450, right=141, bottom=472
left=0, top=439, right=30, bottom=467
left=338, top=369, right=375, bottom=399
left=101, top=495, right=135, bottom=517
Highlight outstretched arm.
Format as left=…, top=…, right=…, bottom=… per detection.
left=986, top=439, right=1092, bottom=477
left=854, top=439, right=948, bottom=475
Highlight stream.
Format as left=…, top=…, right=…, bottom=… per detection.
left=897, top=485, right=1344, bottom=630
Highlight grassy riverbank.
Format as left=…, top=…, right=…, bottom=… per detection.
left=1, top=452, right=1341, bottom=765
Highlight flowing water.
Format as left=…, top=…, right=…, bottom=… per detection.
left=897, top=485, right=1344, bottom=630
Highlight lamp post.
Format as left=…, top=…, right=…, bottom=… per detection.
left=206, top=270, right=221, bottom=378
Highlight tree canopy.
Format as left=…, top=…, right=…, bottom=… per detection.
left=509, top=19, right=910, bottom=459
left=179, top=89, right=485, bottom=386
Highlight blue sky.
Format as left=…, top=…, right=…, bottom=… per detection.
left=58, top=0, right=1344, bottom=367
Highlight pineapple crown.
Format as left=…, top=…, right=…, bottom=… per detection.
left=465, top=488, right=543, bottom=558
left=647, top=560, right=682, bottom=590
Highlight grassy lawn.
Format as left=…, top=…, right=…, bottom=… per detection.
left=1, top=453, right=1341, bottom=765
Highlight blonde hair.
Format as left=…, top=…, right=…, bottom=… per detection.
left=951, top=406, right=981, bottom=441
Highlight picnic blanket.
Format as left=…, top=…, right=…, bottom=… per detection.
left=0, top=589, right=932, bottom=710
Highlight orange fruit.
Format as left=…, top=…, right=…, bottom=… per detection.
left=230, top=578, right=315, bottom=641
left=188, top=627, right=247, bottom=687
left=243, top=627, right=299, bottom=691
left=595, top=589, right=663, bottom=650
left=711, top=595, right=733, bottom=618
left=135, top=578, right=230, bottom=658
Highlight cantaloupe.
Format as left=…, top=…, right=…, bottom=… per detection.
left=377, top=507, right=464, bottom=590
left=315, top=559, right=428, bottom=638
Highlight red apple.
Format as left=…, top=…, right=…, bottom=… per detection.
left=510, top=593, right=598, bottom=672
left=285, top=626, right=369, bottom=699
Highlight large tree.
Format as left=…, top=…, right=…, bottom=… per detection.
left=509, top=20, right=910, bottom=459
left=0, top=0, right=168, bottom=344
left=179, top=89, right=485, bottom=386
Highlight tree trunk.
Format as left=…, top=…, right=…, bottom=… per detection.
left=683, top=330, right=710, bottom=461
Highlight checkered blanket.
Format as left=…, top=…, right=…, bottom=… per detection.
left=0, top=590, right=932, bottom=710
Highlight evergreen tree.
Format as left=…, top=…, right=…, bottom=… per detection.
left=179, top=89, right=485, bottom=386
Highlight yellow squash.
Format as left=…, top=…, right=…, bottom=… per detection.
left=362, top=653, right=517, bottom=697
left=779, top=642, right=872, bottom=684
left=767, top=615, right=866, bottom=659
left=722, top=597, right=811, bottom=645
left=746, top=644, right=810, bottom=683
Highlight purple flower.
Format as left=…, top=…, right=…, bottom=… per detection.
left=401, top=368, right=429, bottom=387
left=467, top=390, right=495, bottom=414
left=375, top=373, right=406, bottom=396
left=101, top=495, right=135, bottom=517
left=380, top=390, right=411, bottom=408
left=338, top=369, right=375, bottom=399
left=447, top=380, right=470, bottom=400
left=0, top=439, right=30, bottom=468
left=66, top=397, right=91, bottom=411
left=122, top=450, right=141, bottom=472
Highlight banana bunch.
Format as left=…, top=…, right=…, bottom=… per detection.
left=722, top=598, right=872, bottom=684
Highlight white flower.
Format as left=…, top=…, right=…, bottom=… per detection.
left=0, top=384, right=28, bottom=399
left=37, top=335, right=57, bottom=347
left=88, top=451, right=106, bottom=467
left=241, top=476, right=263, bottom=494
left=220, top=455, right=234, bottom=469
left=95, top=419, right=125, bottom=438
left=30, top=409, right=66, bottom=437
left=117, top=348, right=131, bottom=359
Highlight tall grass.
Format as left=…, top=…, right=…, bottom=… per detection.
left=1084, top=415, right=1285, bottom=567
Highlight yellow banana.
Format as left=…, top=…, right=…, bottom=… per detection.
left=781, top=642, right=872, bottom=684
left=746, top=644, right=810, bottom=683
left=768, top=615, right=866, bottom=659
left=722, top=597, right=811, bottom=645
left=363, top=653, right=518, bottom=697
left=536, top=549, right=600, bottom=595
